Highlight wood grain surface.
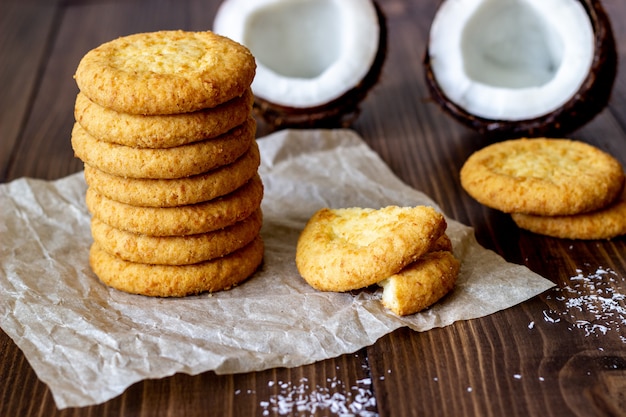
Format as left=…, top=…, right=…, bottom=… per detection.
left=1, top=0, right=625, bottom=416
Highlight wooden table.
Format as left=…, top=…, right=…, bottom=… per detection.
left=2, top=0, right=625, bottom=415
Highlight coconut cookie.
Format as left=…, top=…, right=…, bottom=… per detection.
left=74, top=89, right=254, bottom=148
left=295, top=206, right=447, bottom=292
left=379, top=250, right=460, bottom=316
left=83, top=141, right=260, bottom=207
left=511, top=187, right=626, bottom=240
left=74, top=30, right=256, bottom=115
left=91, top=209, right=262, bottom=265
left=430, top=233, right=453, bottom=252
left=460, top=138, right=625, bottom=216
left=71, top=117, right=255, bottom=179
left=89, top=236, right=264, bottom=297
left=86, top=174, right=264, bottom=236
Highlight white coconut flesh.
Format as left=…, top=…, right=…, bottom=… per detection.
left=213, top=0, right=380, bottom=108
left=428, top=0, right=594, bottom=121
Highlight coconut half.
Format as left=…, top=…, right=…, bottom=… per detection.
left=213, top=0, right=386, bottom=129
left=424, top=0, right=616, bottom=138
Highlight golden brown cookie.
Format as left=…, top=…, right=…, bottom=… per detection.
left=511, top=187, right=626, bottom=240
left=430, top=233, right=452, bottom=252
left=83, top=141, right=260, bottom=207
left=89, top=236, right=264, bottom=297
left=379, top=251, right=460, bottom=316
left=74, top=30, right=256, bottom=115
left=86, top=174, right=264, bottom=236
left=295, top=205, right=447, bottom=292
left=91, top=209, right=262, bottom=265
left=71, top=117, right=255, bottom=179
left=460, top=138, right=625, bottom=216
left=74, top=89, right=254, bottom=148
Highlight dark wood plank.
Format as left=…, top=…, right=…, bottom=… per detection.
left=0, top=0, right=60, bottom=182
left=2, top=0, right=626, bottom=416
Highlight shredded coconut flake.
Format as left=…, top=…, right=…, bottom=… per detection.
left=543, top=266, right=625, bottom=343
left=253, top=376, right=378, bottom=416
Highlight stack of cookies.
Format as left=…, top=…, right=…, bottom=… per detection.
left=71, top=30, right=264, bottom=297
left=460, top=138, right=626, bottom=240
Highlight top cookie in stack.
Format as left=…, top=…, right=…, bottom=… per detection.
left=71, top=30, right=264, bottom=297
left=75, top=30, right=255, bottom=116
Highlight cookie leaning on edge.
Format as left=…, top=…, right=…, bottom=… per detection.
left=75, top=30, right=256, bottom=115
left=379, top=250, right=460, bottom=316
left=460, top=138, right=625, bottom=216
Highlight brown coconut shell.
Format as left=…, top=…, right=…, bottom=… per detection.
left=254, top=1, right=388, bottom=130
left=423, top=0, right=617, bottom=140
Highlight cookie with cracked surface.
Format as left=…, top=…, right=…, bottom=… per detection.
left=430, top=233, right=452, bottom=252
left=74, top=30, right=256, bottom=115
left=74, top=89, right=254, bottom=148
left=86, top=174, right=264, bottom=236
left=89, top=236, right=264, bottom=297
left=511, top=186, right=626, bottom=240
left=460, top=138, right=624, bottom=216
left=91, top=209, right=262, bottom=265
left=379, top=250, right=460, bottom=316
left=83, top=140, right=260, bottom=207
left=295, top=205, right=447, bottom=292
left=71, top=117, right=256, bottom=179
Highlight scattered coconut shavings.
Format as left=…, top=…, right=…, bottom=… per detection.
left=543, top=266, right=626, bottom=343
left=233, top=266, right=623, bottom=416
left=254, top=376, right=378, bottom=417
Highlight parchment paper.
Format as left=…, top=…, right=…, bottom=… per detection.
left=0, top=129, right=554, bottom=409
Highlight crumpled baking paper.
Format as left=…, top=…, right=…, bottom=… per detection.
left=0, top=129, right=554, bottom=409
